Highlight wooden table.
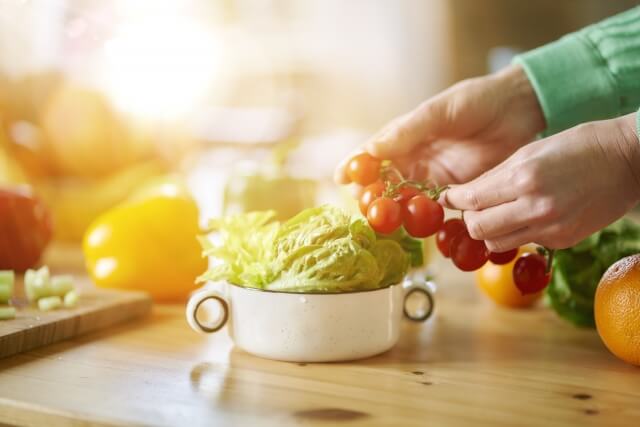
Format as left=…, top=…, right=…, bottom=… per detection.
left=0, top=246, right=639, bottom=427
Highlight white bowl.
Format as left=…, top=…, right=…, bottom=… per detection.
left=186, top=279, right=434, bottom=362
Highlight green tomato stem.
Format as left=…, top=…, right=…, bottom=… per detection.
left=545, top=249, right=555, bottom=274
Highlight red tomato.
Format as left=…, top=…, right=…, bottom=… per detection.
left=402, top=195, right=444, bottom=238
left=488, top=248, right=519, bottom=265
left=436, top=218, right=466, bottom=258
left=0, top=187, right=53, bottom=271
left=346, top=153, right=381, bottom=186
left=359, top=181, right=385, bottom=215
left=513, top=253, right=551, bottom=295
left=450, top=229, right=489, bottom=272
left=367, top=197, right=402, bottom=234
left=394, top=185, right=421, bottom=209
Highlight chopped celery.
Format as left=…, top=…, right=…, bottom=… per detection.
left=63, top=290, right=79, bottom=308
left=51, top=275, right=74, bottom=297
left=0, top=270, right=14, bottom=286
left=25, top=281, right=48, bottom=302
left=25, top=266, right=50, bottom=287
left=0, top=271, right=15, bottom=303
left=0, top=284, right=11, bottom=303
left=25, top=266, right=51, bottom=302
left=38, top=296, right=62, bottom=311
left=0, top=306, right=16, bottom=320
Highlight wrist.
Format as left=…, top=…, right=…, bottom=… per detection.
left=615, top=113, right=640, bottom=201
left=495, top=64, right=547, bottom=135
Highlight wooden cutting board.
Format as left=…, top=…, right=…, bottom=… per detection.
left=0, top=283, right=152, bottom=358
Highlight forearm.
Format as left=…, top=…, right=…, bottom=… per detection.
left=514, top=6, right=640, bottom=136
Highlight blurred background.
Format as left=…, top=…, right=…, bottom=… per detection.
left=0, top=0, right=637, bottom=243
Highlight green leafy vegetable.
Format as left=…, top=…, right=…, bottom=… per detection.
left=198, top=205, right=423, bottom=292
left=378, top=228, right=424, bottom=268
left=546, top=218, right=640, bottom=327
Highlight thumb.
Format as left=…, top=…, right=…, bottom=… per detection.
left=366, top=97, right=448, bottom=159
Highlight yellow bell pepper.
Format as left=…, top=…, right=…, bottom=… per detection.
left=83, top=194, right=206, bottom=302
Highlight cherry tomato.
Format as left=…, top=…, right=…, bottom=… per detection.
left=488, top=248, right=519, bottom=265
left=402, top=195, right=444, bottom=238
left=450, top=229, right=489, bottom=272
left=346, top=153, right=381, bottom=186
left=475, top=248, right=543, bottom=308
left=394, top=185, right=421, bottom=209
left=367, top=197, right=402, bottom=234
left=436, top=218, right=466, bottom=258
left=512, top=253, right=551, bottom=295
left=359, top=181, right=385, bottom=215
left=0, top=186, right=53, bottom=271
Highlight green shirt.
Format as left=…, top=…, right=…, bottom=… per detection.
left=514, top=6, right=640, bottom=137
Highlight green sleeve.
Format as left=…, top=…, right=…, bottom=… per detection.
left=514, top=6, right=640, bottom=135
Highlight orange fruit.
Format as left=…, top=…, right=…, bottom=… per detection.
left=475, top=248, right=543, bottom=308
left=595, top=254, right=640, bottom=366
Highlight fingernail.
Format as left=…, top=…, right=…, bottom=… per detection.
left=437, top=185, right=457, bottom=207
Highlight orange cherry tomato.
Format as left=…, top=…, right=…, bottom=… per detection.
left=346, top=153, right=381, bottom=186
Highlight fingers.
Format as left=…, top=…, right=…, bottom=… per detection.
left=333, top=156, right=352, bottom=184
left=463, top=199, right=536, bottom=241
left=333, top=149, right=364, bottom=185
left=366, top=99, right=445, bottom=159
left=392, top=154, right=431, bottom=181
left=484, top=226, right=536, bottom=253
left=334, top=94, right=451, bottom=185
left=441, top=166, right=517, bottom=211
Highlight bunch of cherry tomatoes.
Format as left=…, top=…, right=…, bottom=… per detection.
left=344, top=153, right=552, bottom=295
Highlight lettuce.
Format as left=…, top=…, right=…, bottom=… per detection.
left=198, top=205, right=422, bottom=292
left=546, top=218, right=640, bottom=327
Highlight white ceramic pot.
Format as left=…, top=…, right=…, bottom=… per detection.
left=186, top=279, right=434, bottom=362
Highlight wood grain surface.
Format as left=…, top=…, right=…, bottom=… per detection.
left=0, top=246, right=638, bottom=427
left=0, top=282, right=152, bottom=359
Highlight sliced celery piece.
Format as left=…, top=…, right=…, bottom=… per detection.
left=63, top=290, right=79, bottom=308
left=0, top=306, right=16, bottom=320
left=0, top=284, right=11, bottom=303
left=38, top=296, right=62, bottom=311
left=0, top=271, right=15, bottom=303
left=51, top=275, right=74, bottom=297
left=25, top=266, right=51, bottom=302
left=0, top=270, right=14, bottom=286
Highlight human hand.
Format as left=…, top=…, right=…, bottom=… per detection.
left=335, top=64, right=546, bottom=188
left=444, top=113, right=640, bottom=251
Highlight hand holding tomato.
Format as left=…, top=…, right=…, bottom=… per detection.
left=443, top=113, right=640, bottom=252
left=334, top=64, right=544, bottom=187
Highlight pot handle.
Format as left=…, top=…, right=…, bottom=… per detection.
left=402, top=279, right=435, bottom=322
left=186, top=288, right=230, bottom=334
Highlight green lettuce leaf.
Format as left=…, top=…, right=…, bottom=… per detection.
left=546, top=218, right=640, bottom=327
left=378, top=228, right=424, bottom=268
left=198, top=205, right=423, bottom=292
left=371, top=240, right=410, bottom=287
